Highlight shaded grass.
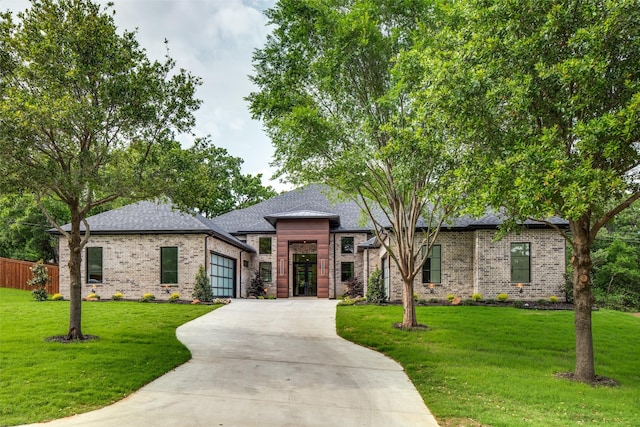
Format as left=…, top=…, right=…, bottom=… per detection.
left=0, top=288, right=218, bottom=426
left=337, top=305, right=640, bottom=427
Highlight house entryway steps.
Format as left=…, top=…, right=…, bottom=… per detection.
left=19, top=300, right=439, bottom=427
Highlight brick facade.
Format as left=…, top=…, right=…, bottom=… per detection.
left=367, top=229, right=566, bottom=302
left=58, top=233, right=251, bottom=301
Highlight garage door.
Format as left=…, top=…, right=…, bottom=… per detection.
left=210, top=253, right=235, bottom=298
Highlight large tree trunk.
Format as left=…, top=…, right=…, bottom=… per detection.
left=66, top=211, right=84, bottom=340
left=570, top=218, right=595, bottom=382
left=401, top=277, right=417, bottom=328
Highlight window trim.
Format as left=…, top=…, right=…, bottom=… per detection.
left=421, top=244, right=441, bottom=284
left=510, top=242, right=531, bottom=283
left=86, top=247, right=103, bottom=284
left=341, top=236, right=354, bottom=254
left=259, top=237, right=272, bottom=254
left=341, top=261, right=355, bottom=282
left=259, top=261, right=272, bottom=283
left=160, top=246, right=178, bottom=284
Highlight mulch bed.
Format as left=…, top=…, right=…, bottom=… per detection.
left=45, top=334, right=100, bottom=344
left=554, top=372, right=620, bottom=387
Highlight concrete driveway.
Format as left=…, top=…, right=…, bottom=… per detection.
left=22, top=299, right=439, bottom=426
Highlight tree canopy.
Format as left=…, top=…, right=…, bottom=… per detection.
left=412, top=0, right=639, bottom=381
left=0, top=0, right=201, bottom=339
left=249, top=0, right=460, bottom=327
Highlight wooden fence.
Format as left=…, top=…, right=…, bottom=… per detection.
left=0, top=257, right=60, bottom=294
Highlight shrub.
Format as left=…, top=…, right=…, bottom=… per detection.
left=112, top=292, right=124, bottom=301
left=86, top=293, right=100, bottom=300
left=27, top=260, right=50, bottom=301
left=365, top=269, right=386, bottom=304
left=413, top=292, right=419, bottom=301
left=247, top=270, right=266, bottom=298
left=168, top=292, right=180, bottom=303
left=446, top=294, right=456, bottom=302
left=549, top=295, right=559, bottom=304
left=51, top=293, right=64, bottom=301
left=471, top=293, right=483, bottom=302
left=267, top=295, right=276, bottom=299
left=213, top=298, right=231, bottom=305
left=344, top=277, right=364, bottom=298
left=192, top=265, right=213, bottom=302
left=338, top=296, right=365, bottom=306
left=497, top=293, right=509, bottom=302
left=513, top=300, right=524, bottom=309
left=140, top=293, right=155, bottom=302
left=462, top=299, right=475, bottom=306
left=428, top=298, right=439, bottom=303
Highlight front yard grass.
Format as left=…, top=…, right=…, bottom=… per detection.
left=0, top=288, right=218, bottom=426
left=337, top=305, right=640, bottom=427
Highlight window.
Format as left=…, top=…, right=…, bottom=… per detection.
left=210, top=253, right=235, bottom=297
left=341, top=262, right=354, bottom=282
left=422, top=245, right=441, bottom=283
left=511, top=242, right=530, bottom=283
left=86, top=247, right=103, bottom=283
left=341, top=237, right=354, bottom=254
left=259, top=262, right=272, bottom=282
left=259, top=237, right=272, bottom=254
left=161, top=247, right=178, bottom=284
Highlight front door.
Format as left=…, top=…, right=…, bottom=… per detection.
left=293, top=254, right=317, bottom=296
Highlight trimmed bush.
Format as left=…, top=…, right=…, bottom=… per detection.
left=168, top=292, right=180, bottom=303
left=344, top=277, right=364, bottom=298
left=471, top=293, right=483, bottom=302
left=27, top=261, right=50, bottom=301
left=140, top=293, right=155, bottom=303
left=112, top=292, right=124, bottom=301
left=192, top=265, right=213, bottom=302
left=497, top=293, right=509, bottom=302
left=51, top=293, right=64, bottom=301
left=365, top=269, right=386, bottom=304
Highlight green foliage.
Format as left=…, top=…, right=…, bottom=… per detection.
left=336, top=305, right=640, bottom=426
left=0, top=288, right=216, bottom=425
left=164, top=138, right=277, bottom=217
left=111, top=292, right=124, bottom=301
left=27, top=260, right=50, bottom=301
left=86, top=293, right=100, bottom=300
left=0, top=0, right=202, bottom=337
left=140, top=293, right=155, bottom=303
left=446, top=294, right=455, bottom=302
left=248, top=0, right=460, bottom=327
left=591, top=238, right=640, bottom=311
left=365, top=269, right=386, bottom=304
left=549, top=295, right=559, bottom=304
left=497, top=293, right=509, bottom=302
left=247, top=269, right=266, bottom=298
left=513, top=300, right=524, bottom=309
left=471, top=293, right=482, bottom=302
left=51, top=293, right=64, bottom=301
left=168, top=292, right=180, bottom=303
left=192, top=265, right=213, bottom=302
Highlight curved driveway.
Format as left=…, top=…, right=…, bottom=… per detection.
left=24, top=299, right=439, bottom=426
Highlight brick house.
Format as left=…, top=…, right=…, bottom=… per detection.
left=55, top=184, right=567, bottom=301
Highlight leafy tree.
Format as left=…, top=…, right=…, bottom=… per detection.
left=0, top=0, right=201, bottom=339
left=0, top=195, right=69, bottom=263
left=592, top=239, right=640, bottom=311
left=165, top=138, right=277, bottom=218
left=366, top=268, right=386, bottom=304
left=248, top=0, right=458, bottom=328
left=416, top=0, right=639, bottom=381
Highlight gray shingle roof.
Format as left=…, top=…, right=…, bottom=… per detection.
left=211, top=184, right=374, bottom=233
left=54, top=201, right=255, bottom=252
left=213, top=184, right=568, bottom=235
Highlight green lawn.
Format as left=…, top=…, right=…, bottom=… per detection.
left=337, top=305, right=640, bottom=427
left=0, top=288, right=218, bottom=426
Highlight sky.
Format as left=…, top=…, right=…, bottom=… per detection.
left=2, top=0, right=293, bottom=191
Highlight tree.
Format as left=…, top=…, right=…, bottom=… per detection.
left=165, top=138, right=277, bottom=218
left=0, top=194, right=69, bottom=263
left=0, top=0, right=201, bottom=339
left=592, top=238, right=640, bottom=311
left=417, top=0, right=639, bottom=381
left=192, top=265, right=213, bottom=302
left=248, top=0, right=458, bottom=328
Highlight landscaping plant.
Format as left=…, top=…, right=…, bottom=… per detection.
left=27, top=260, right=50, bottom=301
left=192, top=265, right=213, bottom=302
